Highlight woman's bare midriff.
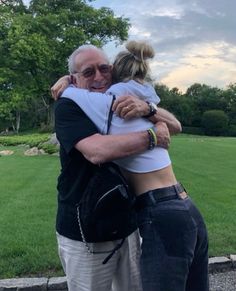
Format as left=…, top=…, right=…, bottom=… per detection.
left=122, top=164, right=178, bottom=196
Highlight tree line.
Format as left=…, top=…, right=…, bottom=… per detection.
left=0, top=0, right=235, bottom=136
left=155, top=83, right=236, bottom=136
left=0, top=0, right=130, bottom=133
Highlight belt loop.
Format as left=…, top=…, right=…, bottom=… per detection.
left=148, top=190, right=156, bottom=204
left=173, top=183, right=180, bottom=195
left=174, top=183, right=184, bottom=199
left=180, top=182, right=187, bottom=194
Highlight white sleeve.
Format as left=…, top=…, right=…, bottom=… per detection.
left=61, top=87, right=113, bottom=134
left=107, top=81, right=160, bottom=104
left=106, top=83, right=128, bottom=97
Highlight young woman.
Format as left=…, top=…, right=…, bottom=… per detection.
left=54, top=41, right=209, bottom=291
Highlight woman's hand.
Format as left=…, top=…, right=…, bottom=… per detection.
left=51, top=75, right=73, bottom=100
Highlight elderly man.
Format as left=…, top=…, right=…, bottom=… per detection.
left=52, top=44, right=172, bottom=291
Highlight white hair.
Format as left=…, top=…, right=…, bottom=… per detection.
left=68, top=44, right=110, bottom=74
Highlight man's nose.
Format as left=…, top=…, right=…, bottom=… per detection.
left=94, top=68, right=103, bottom=80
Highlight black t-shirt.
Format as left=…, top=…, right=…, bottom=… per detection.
left=54, top=98, right=99, bottom=240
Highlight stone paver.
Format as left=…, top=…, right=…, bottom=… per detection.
left=209, top=270, right=236, bottom=291
left=0, top=255, right=235, bottom=291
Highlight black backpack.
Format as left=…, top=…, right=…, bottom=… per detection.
left=76, top=96, right=137, bottom=263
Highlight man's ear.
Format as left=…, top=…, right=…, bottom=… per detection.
left=73, top=74, right=80, bottom=87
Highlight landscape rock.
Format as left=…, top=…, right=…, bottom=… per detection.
left=0, top=150, right=14, bottom=156
left=24, top=147, right=45, bottom=156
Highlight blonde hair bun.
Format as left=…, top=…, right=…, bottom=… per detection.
left=125, top=40, right=155, bottom=61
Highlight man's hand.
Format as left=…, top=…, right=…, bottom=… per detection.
left=154, top=122, right=170, bottom=149
left=112, top=95, right=149, bottom=119
left=51, top=75, right=72, bottom=100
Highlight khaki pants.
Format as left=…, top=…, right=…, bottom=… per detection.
left=56, top=231, right=142, bottom=291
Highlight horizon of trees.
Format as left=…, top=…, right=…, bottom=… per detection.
left=0, top=0, right=130, bottom=132
left=0, top=0, right=236, bottom=136
left=154, top=82, right=236, bottom=136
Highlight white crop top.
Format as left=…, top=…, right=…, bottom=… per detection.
left=61, top=80, right=171, bottom=173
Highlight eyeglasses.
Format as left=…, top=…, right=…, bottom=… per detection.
left=76, top=64, right=111, bottom=79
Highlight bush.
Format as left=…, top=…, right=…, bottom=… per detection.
left=201, top=110, right=229, bottom=136
left=0, top=134, right=50, bottom=147
left=182, top=126, right=204, bottom=135
left=227, top=124, right=236, bottom=137
left=38, top=143, right=59, bottom=154
left=0, top=133, right=60, bottom=154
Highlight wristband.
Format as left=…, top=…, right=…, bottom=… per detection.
left=147, top=127, right=158, bottom=150
left=143, top=102, right=158, bottom=118
left=149, top=127, right=158, bottom=146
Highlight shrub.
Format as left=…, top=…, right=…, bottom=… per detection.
left=38, top=143, right=59, bottom=154
left=0, top=134, right=50, bottom=147
left=201, top=110, right=229, bottom=136
left=0, top=133, right=60, bottom=154
left=227, top=124, right=236, bottom=137
left=182, top=126, right=204, bottom=135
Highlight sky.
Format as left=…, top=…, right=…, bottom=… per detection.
left=90, top=0, right=236, bottom=92
left=23, top=0, right=236, bottom=92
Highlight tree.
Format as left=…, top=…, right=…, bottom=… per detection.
left=0, top=0, right=130, bottom=132
left=222, top=83, right=236, bottom=125
left=185, top=83, right=226, bottom=127
left=154, top=83, right=194, bottom=126
left=201, top=110, right=229, bottom=136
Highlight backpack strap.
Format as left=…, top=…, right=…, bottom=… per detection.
left=106, top=95, right=116, bottom=134
left=102, top=238, right=125, bottom=264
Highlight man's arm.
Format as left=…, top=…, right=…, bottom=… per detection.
left=75, top=122, right=170, bottom=165
left=55, top=99, right=170, bottom=165
left=149, top=107, right=182, bottom=135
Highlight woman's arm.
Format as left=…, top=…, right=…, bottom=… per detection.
left=51, top=75, right=71, bottom=99
left=51, top=76, right=151, bottom=118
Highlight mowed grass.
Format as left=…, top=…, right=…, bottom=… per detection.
left=169, top=135, right=236, bottom=257
left=0, top=146, right=63, bottom=278
left=0, top=135, right=236, bottom=278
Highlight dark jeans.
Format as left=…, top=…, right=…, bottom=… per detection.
left=136, top=188, right=209, bottom=291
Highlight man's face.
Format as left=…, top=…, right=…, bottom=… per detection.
left=74, top=49, right=112, bottom=93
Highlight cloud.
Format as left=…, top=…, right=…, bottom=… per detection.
left=93, top=0, right=236, bottom=91
left=22, top=0, right=236, bottom=91
left=160, top=42, right=236, bottom=90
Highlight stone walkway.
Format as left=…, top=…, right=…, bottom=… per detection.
left=210, top=270, right=236, bottom=291
left=0, top=255, right=235, bottom=290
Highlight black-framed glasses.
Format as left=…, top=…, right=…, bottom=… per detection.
left=76, top=64, right=111, bottom=79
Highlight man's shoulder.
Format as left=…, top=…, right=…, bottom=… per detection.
left=54, top=97, right=82, bottom=114
left=55, top=97, right=76, bottom=106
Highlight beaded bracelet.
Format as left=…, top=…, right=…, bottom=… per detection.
left=149, top=126, right=158, bottom=145
left=147, top=126, right=158, bottom=150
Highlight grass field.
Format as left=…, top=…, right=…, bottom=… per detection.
left=0, top=145, right=62, bottom=278
left=169, top=135, right=236, bottom=257
left=0, top=135, right=236, bottom=278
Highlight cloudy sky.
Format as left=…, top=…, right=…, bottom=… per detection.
left=23, top=0, right=236, bottom=92
left=90, top=0, right=236, bottom=92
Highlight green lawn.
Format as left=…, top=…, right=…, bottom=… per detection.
left=0, top=135, right=236, bottom=278
left=169, top=135, right=236, bottom=257
left=0, top=145, right=62, bottom=278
